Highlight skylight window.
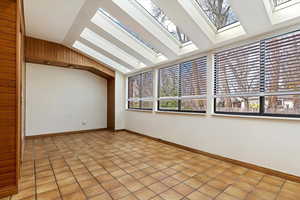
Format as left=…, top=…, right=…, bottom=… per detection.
left=273, top=0, right=292, bottom=6
left=98, top=8, right=160, bottom=54
left=195, top=0, right=239, bottom=30
left=80, top=28, right=146, bottom=69
left=135, top=0, right=190, bottom=44
left=73, top=41, right=130, bottom=74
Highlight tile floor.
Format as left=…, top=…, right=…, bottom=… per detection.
left=2, top=130, right=300, bottom=200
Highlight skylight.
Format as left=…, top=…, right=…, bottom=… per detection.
left=98, top=8, right=160, bottom=54
left=73, top=41, right=131, bottom=74
left=195, top=0, right=239, bottom=30
left=135, top=0, right=190, bottom=44
left=80, top=28, right=146, bottom=69
left=273, top=0, right=293, bottom=6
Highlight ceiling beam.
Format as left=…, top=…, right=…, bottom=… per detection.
left=102, top=0, right=179, bottom=59
left=154, top=0, right=213, bottom=51
left=80, top=28, right=138, bottom=70
left=228, top=0, right=272, bottom=35
left=89, top=12, right=163, bottom=65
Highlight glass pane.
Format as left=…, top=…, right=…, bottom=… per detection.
left=98, top=8, right=160, bottom=54
left=265, top=95, right=300, bottom=115
left=135, top=0, right=189, bottom=43
left=128, top=101, right=140, bottom=109
left=141, top=71, right=153, bottom=98
left=181, top=58, right=207, bottom=96
left=141, top=100, right=153, bottom=110
left=159, top=65, right=179, bottom=97
left=215, top=97, right=260, bottom=113
left=273, top=0, right=292, bottom=6
left=215, top=42, right=261, bottom=96
left=128, top=74, right=141, bottom=99
left=264, top=31, right=300, bottom=94
left=181, top=99, right=206, bottom=112
left=195, top=0, right=239, bottom=30
left=159, top=100, right=178, bottom=110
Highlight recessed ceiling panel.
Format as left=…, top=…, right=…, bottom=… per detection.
left=98, top=8, right=160, bottom=54
left=80, top=28, right=146, bottom=69
left=195, top=0, right=239, bottom=30
left=135, top=0, right=190, bottom=44
left=73, top=41, right=131, bottom=73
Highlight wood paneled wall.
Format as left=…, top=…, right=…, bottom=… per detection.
left=107, top=78, right=115, bottom=130
left=0, top=0, right=22, bottom=197
left=25, top=37, right=115, bottom=78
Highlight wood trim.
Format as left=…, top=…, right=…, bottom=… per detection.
left=107, top=78, right=115, bottom=129
left=16, top=0, right=22, bottom=187
left=25, top=37, right=115, bottom=78
left=0, top=185, right=17, bottom=198
left=123, top=129, right=300, bottom=183
left=25, top=128, right=109, bottom=139
left=0, top=0, right=19, bottom=196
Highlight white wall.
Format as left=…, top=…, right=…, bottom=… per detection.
left=123, top=55, right=300, bottom=177
left=115, top=71, right=126, bottom=130
left=125, top=111, right=300, bottom=177
left=26, top=63, right=107, bottom=136
left=123, top=26, right=300, bottom=177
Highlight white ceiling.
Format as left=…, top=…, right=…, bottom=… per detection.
left=24, top=0, right=86, bottom=43
left=24, top=0, right=300, bottom=74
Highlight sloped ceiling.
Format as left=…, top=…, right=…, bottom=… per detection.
left=24, top=0, right=300, bottom=74
left=24, top=0, right=86, bottom=43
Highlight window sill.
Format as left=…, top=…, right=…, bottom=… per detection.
left=212, top=113, right=300, bottom=121
left=126, top=109, right=153, bottom=113
left=155, top=110, right=206, bottom=116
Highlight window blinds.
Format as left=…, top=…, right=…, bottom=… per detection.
left=214, top=42, right=261, bottom=98
left=215, top=30, right=300, bottom=98
left=264, top=31, right=300, bottom=95
left=128, top=71, right=153, bottom=109
left=158, top=57, right=207, bottom=112
left=159, top=64, right=180, bottom=99
left=214, top=29, right=300, bottom=116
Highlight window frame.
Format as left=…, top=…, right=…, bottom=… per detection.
left=158, top=57, right=207, bottom=113
left=214, top=29, right=300, bottom=118
left=134, top=0, right=190, bottom=45
left=127, top=71, right=154, bottom=111
left=194, top=0, right=240, bottom=31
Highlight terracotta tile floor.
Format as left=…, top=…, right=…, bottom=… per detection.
left=3, top=130, right=300, bottom=200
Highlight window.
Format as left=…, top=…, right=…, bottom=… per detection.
left=135, top=0, right=190, bottom=44
left=214, top=42, right=261, bottom=114
left=195, top=0, right=239, bottom=30
left=97, top=8, right=160, bottom=54
left=73, top=41, right=130, bottom=74
left=128, top=71, right=153, bottom=110
left=158, top=57, right=207, bottom=112
left=214, top=30, right=300, bottom=117
left=80, top=28, right=146, bottom=69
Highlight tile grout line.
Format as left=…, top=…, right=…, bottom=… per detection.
left=243, top=173, right=266, bottom=200
left=77, top=132, right=199, bottom=199
left=68, top=132, right=246, bottom=200
left=275, top=179, right=286, bottom=200
left=50, top=136, right=89, bottom=200
left=60, top=133, right=115, bottom=200
left=47, top=137, right=64, bottom=200
left=19, top=131, right=300, bottom=200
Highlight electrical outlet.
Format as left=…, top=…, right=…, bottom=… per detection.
left=82, top=122, right=86, bottom=126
